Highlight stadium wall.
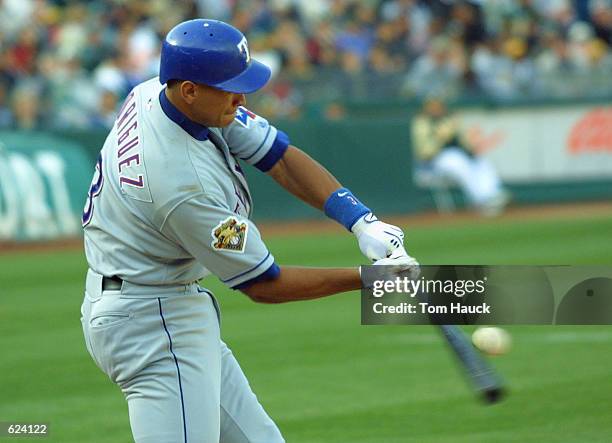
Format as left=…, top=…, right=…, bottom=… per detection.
left=0, top=101, right=611, bottom=241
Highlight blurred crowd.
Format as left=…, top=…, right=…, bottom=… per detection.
left=0, top=0, right=611, bottom=129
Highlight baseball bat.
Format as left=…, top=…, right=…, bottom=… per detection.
left=414, top=284, right=506, bottom=403
left=436, top=323, right=505, bottom=403
left=366, top=264, right=506, bottom=403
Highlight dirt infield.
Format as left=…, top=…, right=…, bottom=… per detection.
left=1, top=201, right=611, bottom=255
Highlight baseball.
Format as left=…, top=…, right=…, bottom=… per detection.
left=471, top=327, right=511, bottom=356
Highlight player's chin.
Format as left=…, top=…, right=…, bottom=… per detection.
left=219, top=113, right=236, bottom=127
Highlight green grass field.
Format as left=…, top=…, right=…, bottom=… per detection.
left=1, top=211, right=612, bottom=442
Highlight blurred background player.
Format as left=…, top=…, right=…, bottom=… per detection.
left=411, top=96, right=510, bottom=215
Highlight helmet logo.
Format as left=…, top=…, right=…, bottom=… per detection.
left=237, top=36, right=251, bottom=63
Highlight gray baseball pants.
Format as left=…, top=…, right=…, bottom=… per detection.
left=81, top=269, right=284, bottom=443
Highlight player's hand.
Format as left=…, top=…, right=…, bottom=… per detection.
left=351, top=213, right=406, bottom=261
left=359, top=247, right=420, bottom=289
left=373, top=247, right=421, bottom=280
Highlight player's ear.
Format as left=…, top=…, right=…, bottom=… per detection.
left=179, top=81, right=198, bottom=104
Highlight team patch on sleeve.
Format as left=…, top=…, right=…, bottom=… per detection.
left=234, top=106, right=257, bottom=128
left=211, top=217, right=248, bottom=253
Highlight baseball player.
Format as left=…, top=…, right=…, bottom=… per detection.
left=80, top=19, right=417, bottom=443
left=411, top=97, right=509, bottom=215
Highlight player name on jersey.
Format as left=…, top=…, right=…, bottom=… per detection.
left=115, top=91, right=144, bottom=189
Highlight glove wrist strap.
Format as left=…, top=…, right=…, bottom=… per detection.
left=350, top=212, right=380, bottom=237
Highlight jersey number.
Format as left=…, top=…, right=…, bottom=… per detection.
left=82, top=154, right=104, bottom=227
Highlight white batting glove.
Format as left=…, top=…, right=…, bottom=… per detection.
left=373, top=247, right=421, bottom=280
left=351, top=213, right=406, bottom=261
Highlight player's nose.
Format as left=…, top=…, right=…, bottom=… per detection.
left=232, top=93, right=246, bottom=107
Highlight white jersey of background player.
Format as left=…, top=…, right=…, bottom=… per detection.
left=80, top=19, right=417, bottom=443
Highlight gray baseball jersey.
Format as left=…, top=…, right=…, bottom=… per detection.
left=83, top=77, right=288, bottom=289
left=80, top=78, right=288, bottom=442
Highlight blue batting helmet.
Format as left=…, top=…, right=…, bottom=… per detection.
left=159, top=19, right=271, bottom=94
